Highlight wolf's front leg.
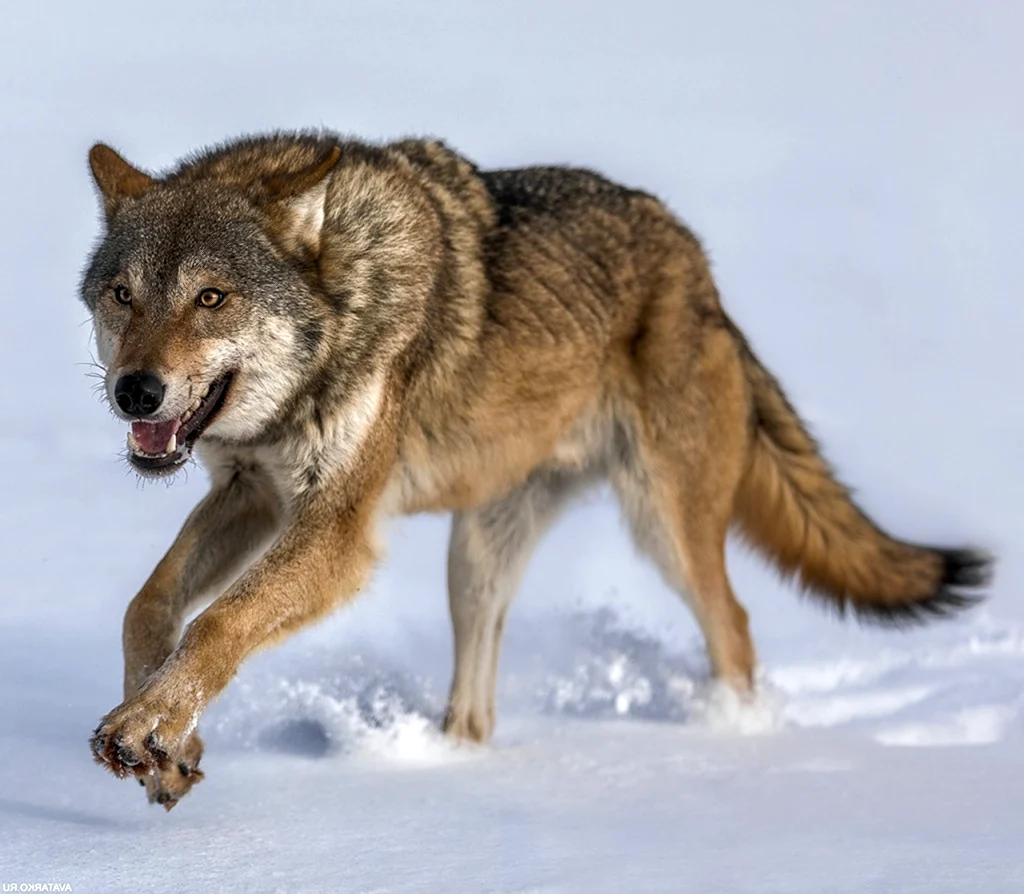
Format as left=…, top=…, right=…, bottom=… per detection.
left=96, top=470, right=279, bottom=807
left=90, top=478, right=382, bottom=803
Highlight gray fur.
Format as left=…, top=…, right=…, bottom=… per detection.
left=445, top=469, right=591, bottom=740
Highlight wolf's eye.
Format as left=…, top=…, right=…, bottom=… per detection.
left=113, top=285, right=132, bottom=306
left=196, top=288, right=226, bottom=309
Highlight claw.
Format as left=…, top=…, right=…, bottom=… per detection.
left=90, top=733, right=108, bottom=759
left=116, top=743, right=141, bottom=768
left=144, top=732, right=170, bottom=763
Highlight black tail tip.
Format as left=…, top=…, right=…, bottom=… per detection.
left=855, top=547, right=994, bottom=628
left=938, top=547, right=995, bottom=591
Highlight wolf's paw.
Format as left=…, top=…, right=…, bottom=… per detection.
left=442, top=702, right=494, bottom=744
left=136, top=732, right=205, bottom=811
left=90, top=684, right=202, bottom=781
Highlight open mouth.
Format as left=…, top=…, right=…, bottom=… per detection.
left=126, top=374, right=233, bottom=474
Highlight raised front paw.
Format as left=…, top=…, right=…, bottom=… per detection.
left=90, top=683, right=202, bottom=782
left=137, top=731, right=205, bottom=811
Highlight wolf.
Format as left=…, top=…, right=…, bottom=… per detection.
left=81, top=132, right=991, bottom=809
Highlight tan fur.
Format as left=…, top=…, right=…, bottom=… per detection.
left=733, top=337, right=967, bottom=617
left=80, top=132, right=990, bottom=807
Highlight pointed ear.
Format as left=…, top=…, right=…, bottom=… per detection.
left=88, top=143, right=156, bottom=217
left=262, top=146, right=341, bottom=258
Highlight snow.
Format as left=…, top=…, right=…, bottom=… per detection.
left=1, top=1, right=1022, bottom=891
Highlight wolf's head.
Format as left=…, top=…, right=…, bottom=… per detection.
left=80, top=140, right=342, bottom=477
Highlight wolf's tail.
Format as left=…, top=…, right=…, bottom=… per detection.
left=729, top=326, right=992, bottom=623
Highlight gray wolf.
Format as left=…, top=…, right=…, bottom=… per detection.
left=80, top=132, right=992, bottom=809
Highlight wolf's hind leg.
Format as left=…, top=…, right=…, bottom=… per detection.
left=444, top=470, right=585, bottom=742
left=612, top=322, right=757, bottom=689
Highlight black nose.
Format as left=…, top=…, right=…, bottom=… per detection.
left=114, top=371, right=165, bottom=417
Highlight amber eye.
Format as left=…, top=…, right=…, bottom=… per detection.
left=113, top=285, right=132, bottom=306
left=196, top=288, right=226, bottom=309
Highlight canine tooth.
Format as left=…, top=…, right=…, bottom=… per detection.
left=127, top=431, right=142, bottom=454
left=165, top=434, right=177, bottom=454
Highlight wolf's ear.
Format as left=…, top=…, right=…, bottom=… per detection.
left=261, top=146, right=342, bottom=258
left=88, top=144, right=155, bottom=218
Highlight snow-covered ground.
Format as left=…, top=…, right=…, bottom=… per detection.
left=1, top=2, right=1021, bottom=891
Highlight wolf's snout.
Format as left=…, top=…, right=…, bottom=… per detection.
left=114, top=371, right=165, bottom=417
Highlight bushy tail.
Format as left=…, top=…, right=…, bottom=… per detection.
left=730, top=328, right=992, bottom=624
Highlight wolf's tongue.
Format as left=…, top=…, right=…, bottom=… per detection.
left=131, top=418, right=181, bottom=454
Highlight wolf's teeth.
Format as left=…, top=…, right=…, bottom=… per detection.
left=165, top=434, right=177, bottom=455
left=182, top=397, right=202, bottom=424
left=127, top=431, right=142, bottom=454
